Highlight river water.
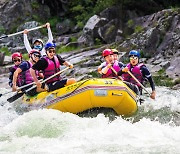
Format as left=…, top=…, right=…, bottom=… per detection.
left=0, top=83, right=180, bottom=153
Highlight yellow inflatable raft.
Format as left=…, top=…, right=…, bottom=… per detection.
left=20, top=78, right=138, bottom=116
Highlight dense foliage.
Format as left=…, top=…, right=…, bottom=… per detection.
left=40, top=0, right=180, bottom=29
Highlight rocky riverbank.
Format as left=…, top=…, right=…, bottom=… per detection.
left=0, top=1, right=179, bottom=89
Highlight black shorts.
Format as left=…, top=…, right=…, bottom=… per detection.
left=47, top=79, right=67, bottom=92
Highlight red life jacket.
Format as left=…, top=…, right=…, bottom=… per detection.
left=43, top=56, right=60, bottom=84
left=102, top=61, right=121, bottom=78
left=123, top=63, right=144, bottom=87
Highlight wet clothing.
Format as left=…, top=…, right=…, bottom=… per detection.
left=118, top=63, right=155, bottom=93
left=32, top=54, right=67, bottom=92
left=43, top=56, right=61, bottom=84
left=17, top=61, right=34, bottom=87
left=15, top=61, right=39, bottom=96
left=101, top=61, right=124, bottom=78
left=123, top=63, right=144, bottom=87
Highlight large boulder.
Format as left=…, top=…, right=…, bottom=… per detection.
left=0, top=0, right=50, bottom=33
left=118, top=9, right=180, bottom=79
left=78, top=6, right=124, bottom=46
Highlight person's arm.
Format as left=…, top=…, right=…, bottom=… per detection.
left=98, top=62, right=106, bottom=74
left=141, top=66, right=156, bottom=99
left=63, top=61, right=73, bottom=68
left=9, top=72, right=13, bottom=87
left=30, top=59, right=47, bottom=89
left=30, top=68, right=41, bottom=86
left=101, top=64, right=112, bottom=74
left=23, top=29, right=32, bottom=53
left=46, top=23, right=53, bottom=43
left=8, top=67, right=16, bottom=87
left=117, top=65, right=128, bottom=76
left=12, top=68, right=22, bottom=91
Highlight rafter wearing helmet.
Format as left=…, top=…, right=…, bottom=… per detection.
left=23, top=23, right=53, bottom=56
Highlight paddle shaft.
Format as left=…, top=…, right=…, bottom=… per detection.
left=110, top=67, right=123, bottom=80
left=0, top=79, right=44, bottom=97
left=16, top=79, right=43, bottom=91
left=26, top=67, right=70, bottom=93
left=0, top=24, right=46, bottom=39
left=127, top=71, right=151, bottom=96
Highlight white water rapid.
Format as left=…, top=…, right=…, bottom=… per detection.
left=0, top=85, right=180, bottom=153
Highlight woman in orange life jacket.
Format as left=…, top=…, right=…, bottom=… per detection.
left=98, top=49, right=124, bottom=78
left=118, top=50, right=156, bottom=99
left=9, top=52, right=23, bottom=87
left=30, top=42, right=76, bottom=92
left=12, top=49, right=43, bottom=96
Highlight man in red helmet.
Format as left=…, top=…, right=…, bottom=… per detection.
left=23, top=22, right=53, bottom=56
left=98, top=49, right=124, bottom=78
left=98, top=49, right=140, bottom=95
left=12, top=50, right=44, bottom=96
left=9, top=52, right=23, bottom=87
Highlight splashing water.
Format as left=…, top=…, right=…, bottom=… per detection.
left=0, top=87, right=180, bottom=153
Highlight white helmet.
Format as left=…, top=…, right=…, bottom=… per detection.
left=33, top=39, right=44, bottom=45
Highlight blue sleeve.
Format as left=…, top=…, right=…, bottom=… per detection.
left=141, top=66, right=155, bottom=91
left=118, top=62, right=124, bottom=68
left=19, top=61, right=30, bottom=72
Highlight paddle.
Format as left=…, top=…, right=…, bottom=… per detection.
left=127, top=71, right=151, bottom=96
left=7, top=92, right=24, bottom=103
left=7, top=67, right=70, bottom=103
left=25, top=67, right=70, bottom=93
left=110, top=67, right=123, bottom=80
left=0, top=24, right=46, bottom=40
left=0, top=79, right=43, bottom=97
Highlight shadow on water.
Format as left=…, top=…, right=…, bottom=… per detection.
left=77, top=107, right=118, bottom=121
left=77, top=106, right=180, bottom=126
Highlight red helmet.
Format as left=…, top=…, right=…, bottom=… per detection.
left=11, top=52, right=22, bottom=60
left=102, top=49, right=113, bottom=57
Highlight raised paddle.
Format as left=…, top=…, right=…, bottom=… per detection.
left=0, top=24, right=46, bottom=40
left=127, top=71, right=151, bottom=96
left=7, top=67, right=70, bottom=103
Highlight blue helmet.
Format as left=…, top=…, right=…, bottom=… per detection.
left=45, top=42, right=56, bottom=50
left=129, top=50, right=140, bottom=58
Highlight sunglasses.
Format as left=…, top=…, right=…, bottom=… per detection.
left=33, top=54, right=41, bottom=58
left=13, top=59, right=21, bottom=62
left=130, top=56, right=138, bottom=60
left=48, top=49, right=56, bottom=53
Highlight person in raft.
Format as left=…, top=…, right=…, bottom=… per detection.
left=30, top=42, right=76, bottom=92
left=9, top=52, right=23, bottom=87
left=97, top=49, right=124, bottom=78
left=23, top=22, right=53, bottom=56
left=118, top=50, right=156, bottom=99
left=12, top=50, right=44, bottom=96
left=98, top=49, right=140, bottom=95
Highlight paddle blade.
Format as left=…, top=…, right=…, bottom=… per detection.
left=7, top=92, right=24, bottom=103
left=0, top=35, right=8, bottom=40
